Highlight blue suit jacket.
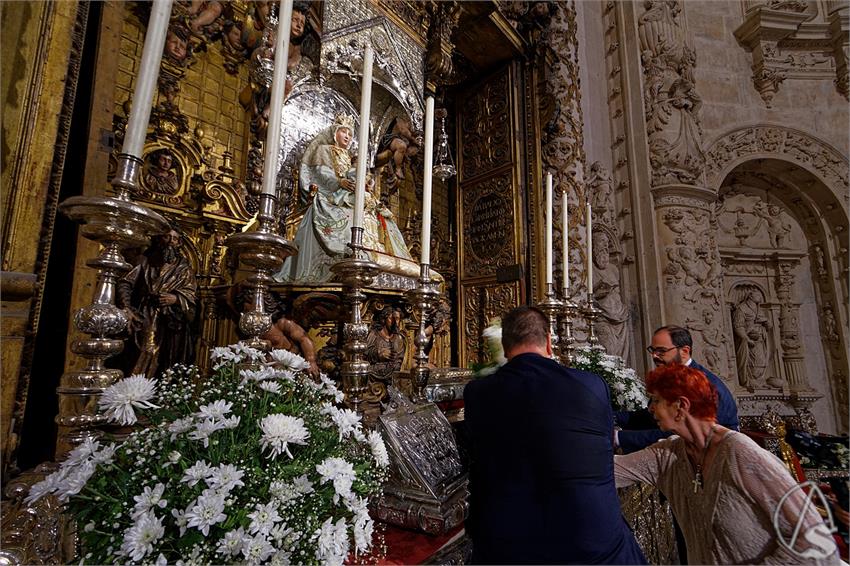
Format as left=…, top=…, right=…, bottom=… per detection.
left=616, top=360, right=739, bottom=454
left=463, top=353, right=646, bottom=564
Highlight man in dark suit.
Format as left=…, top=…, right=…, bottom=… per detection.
left=615, top=325, right=740, bottom=454
left=463, top=306, right=646, bottom=565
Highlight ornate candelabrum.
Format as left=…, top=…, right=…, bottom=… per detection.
left=405, top=264, right=441, bottom=403
left=582, top=290, right=605, bottom=351
left=331, top=227, right=379, bottom=413
left=559, top=290, right=580, bottom=366
left=55, top=154, right=170, bottom=457
left=537, top=283, right=564, bottom=360
left=226, top=194, right=296, bottom=351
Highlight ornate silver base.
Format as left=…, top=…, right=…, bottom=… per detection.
left=405, top=264, right=441, bottom=403
left=331, top=227, right=380, bottom=413
left=56, top=154, right=170, bottom=456
left=582, top=294, right=605, bottom=351
left=226, top=194, right=296, bottom=351
left=537, top=284, right=564, bottom=360
left=374, top=389, right=468, bottom=535
left=559, top=295, right=580, bottom=366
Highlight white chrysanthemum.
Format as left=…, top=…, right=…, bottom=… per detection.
left=230, top=343, right=264, bottom=363
left=316, top=457, right=356, bottom=503
left=221, top=415, right=240, bottom=429
left=188, top=418, right=225, bottom=447
left=65, top=437, right=101, bottom=466
left=353, top=504, right=374, bottom=555
left=268, top=549, right=293, bottom=565
left=119, top=510, right=164, bottom=562
left=274, top=368, right=297, bottom=382
left=367, top=430, right=390, bottom=468
left=259, top=414, right=310, bottom=459
left=25, top=468, right=67, bottom=504
left=248, top=501, right=282, bottom=535
left=181, top=460, right=213, bottom=487
left=269, top=480, right=298, bottom=504
left=293, top=474, right=314, bottom=495
left=57, top=460, right=96, bottom=501
left=167, top=416, right=194, bottom=440
left=171, top=508, right=188, bottom=536
left=207, top=463, right=245, bottom=493
left=185, top=491, right=227, bottom=536
left=131, top=483, right=167, bottom=519
left=258, top=381, right=282, bottom=394
left=314, top=517, right=349, bottom=566
left=268, top=349, right=309, bottom=371
left=240, top=367, right=275, bottom=384
left=97, top=374, right=159, bottom=425
left=195, top=399, right=232, bottom=421
left=242, top=533, right=275, bottom=563
left=91, top=443, right=117, bottom=465
left=216, top=527, right=247, bottom=557
left=321, top=403, right=362, bottom=441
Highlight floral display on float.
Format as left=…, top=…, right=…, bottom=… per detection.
left=26, top=344, right=389, bottom=565
left=572, top=347, right=648, bottom=412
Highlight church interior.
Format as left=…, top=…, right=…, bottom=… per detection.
left=1, top=0, right=848, bottom=563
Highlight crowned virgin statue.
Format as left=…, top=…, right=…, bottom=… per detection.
left=277, top=114, right=424, bottom=284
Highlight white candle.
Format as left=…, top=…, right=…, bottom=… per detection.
left=351, top=44, right=374, bottom=229
left=420, top=96, right=435, bottom=265
left=261, top=0, right=294, bottom=196
left=586, top=202, right=593, bottom=293
left=562, top=190, right=569, bottom=292
left=545, top=172, right=553, bottom=287
left=123, top=0, right=173, bottom=158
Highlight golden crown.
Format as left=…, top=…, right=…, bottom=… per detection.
left=333, top=113, right=355, bottom=132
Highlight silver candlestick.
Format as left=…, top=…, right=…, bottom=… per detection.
left=55, top=153, right=169, bottom=457
left=537, top=283, right=564, bottom=360
left=582, top=291, right=605, bottom=351
left=331, top=227, right=379, bottom=413
left=226, top=193, right=296, bottom=351
left=559, top=290, right=580, bottom=366
left=405, top=264, right=441, bottom=403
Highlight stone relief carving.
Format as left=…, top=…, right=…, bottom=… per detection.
left=705, top=125, right=849, bottom=192
left=638, top=0, right=705, bottom=186
left=734, top=2, right=848, bottom=103
left=716, top=190, right=797, bottom=250
left=591, top=230, right=631, bottom=361
left=662, top=208, right=722, bottom=289
left=731, top=284, right=778, bottom=389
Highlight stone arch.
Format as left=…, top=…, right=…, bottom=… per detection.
left=704, top=124, right=848, bottom=217
left=709, top=129, right=849, bottom=433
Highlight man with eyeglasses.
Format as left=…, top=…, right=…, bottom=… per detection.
left=615, top=325, right=739, bottom=454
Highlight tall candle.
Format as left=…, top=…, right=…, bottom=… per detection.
left=351, top=44, right=374, bottom=229
left=123, top=0, right=173, bottom=158
left=562, top=190, right=569, bottom=292
left=261, top=0, right=294, bottom=196
left=545, top=172, right=553, bottom=287
left=420, top=96, right=435, bottom=265
left=586, top=202, right=593, bottom=293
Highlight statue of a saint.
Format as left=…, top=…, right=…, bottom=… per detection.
left=365, top=306, right=407, bottom=384
left=117, top=229, right=197, bottom=378
left=732, top=288, right=770, bottom=388
left=591, top=232, right=631, bottom=361
left=276, top=114, right=419, bottom=283
left=375, top=117, right=421, bottom=182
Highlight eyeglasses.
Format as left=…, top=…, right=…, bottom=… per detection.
left=646, top=346, right=679, bottom=356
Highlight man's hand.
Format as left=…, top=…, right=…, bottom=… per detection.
left=339, top=178, right=355, bottom=191
left=158, top=293, right=178, bottom=307
left=308, top=360, right=320, bottom=379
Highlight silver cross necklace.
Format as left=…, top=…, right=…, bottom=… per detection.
left=692, top=424, right=717, bottom=494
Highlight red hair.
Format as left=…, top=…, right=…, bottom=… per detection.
left=646, top=364, right=718, bottom=420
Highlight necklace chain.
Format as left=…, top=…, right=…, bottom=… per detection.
left=692, top=424, right=717, bottom=494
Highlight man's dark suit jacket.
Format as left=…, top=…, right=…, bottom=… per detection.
left=616, top=360, right=740, bottom=454
left=463, top=353, right=646, bottom=565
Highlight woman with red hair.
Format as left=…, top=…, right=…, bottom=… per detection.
left=615, top=364, right=839, bottom=564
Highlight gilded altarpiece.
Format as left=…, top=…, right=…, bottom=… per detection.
left=456, top=65, right=525, bottom=368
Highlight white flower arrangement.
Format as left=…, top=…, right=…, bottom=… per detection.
left=473, top=319, right=507, bottom=376
left=572, top=347, right=648, bottom=412
left=27, top=344, right=389, bottom=565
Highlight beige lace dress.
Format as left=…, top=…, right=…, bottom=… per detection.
left=614, top=431, right=840, bottom=564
